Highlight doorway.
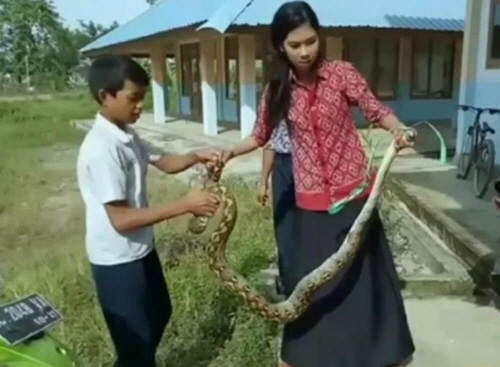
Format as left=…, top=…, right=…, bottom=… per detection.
left=180, top=42, right=202, bottom=121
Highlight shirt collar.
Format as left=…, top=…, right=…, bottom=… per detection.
left=94, top=113, right=133, bottom=143
left=289, top=58, right=329, bottom=85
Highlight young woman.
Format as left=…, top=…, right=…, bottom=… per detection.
left=221, top=1, right=416, bottom=366
left=258, top=120, right=295, bottom=294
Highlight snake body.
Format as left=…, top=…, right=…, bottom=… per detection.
left=188, top=131, right=415, bottom=323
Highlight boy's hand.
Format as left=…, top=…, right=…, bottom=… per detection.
left=194, top=148, right=222, bottom=165
left=257, top=180, right=269, bottom=206
left=183, top=187, right=220, bottom=217
left=220, top=148, right=235, bottom=165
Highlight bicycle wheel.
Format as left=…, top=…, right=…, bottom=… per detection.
left=473, top=139, right=495, bottom=198
left=457, top=128, right=473, bottom=179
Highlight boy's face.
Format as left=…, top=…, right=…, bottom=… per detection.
left=100, top=80, right=146, bottom=124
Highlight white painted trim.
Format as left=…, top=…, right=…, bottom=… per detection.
left=200, top=36, right=218, bottom=136
left=150, top=50, right=166, bottom=124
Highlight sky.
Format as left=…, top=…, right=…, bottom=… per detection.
left=52, top=0, right=149, bottom=29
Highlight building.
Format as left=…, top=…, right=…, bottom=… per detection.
left=457, top=0, right=500, bottom=163
left=82, top=0, right=465, bottom=139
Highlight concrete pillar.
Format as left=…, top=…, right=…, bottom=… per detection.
left=452, top=39, right=463, bottom=129
left=456, top=0, right=482, bottom=157
left=325, top=36, right=343, bottom=60
left=200, top=35, right=218, bottom=136
left=151, top=49, right=167, bottom=123
left=238, top=34, right=257, bottom=139
left=399, top=37, right=412, bottom=103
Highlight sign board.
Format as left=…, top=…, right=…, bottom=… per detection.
left=0, top=294, right=63, bottom=346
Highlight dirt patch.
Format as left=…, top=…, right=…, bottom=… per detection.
left=39, top=143, right=79, bottom=172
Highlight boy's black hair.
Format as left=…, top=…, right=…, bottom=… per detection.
left=87, top=55, right=150, bottom=104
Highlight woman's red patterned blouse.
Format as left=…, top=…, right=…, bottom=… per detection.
left=252, top=60, right=393, bottom=211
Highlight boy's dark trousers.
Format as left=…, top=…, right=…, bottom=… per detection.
left=91, top=249, right=172, bottom=367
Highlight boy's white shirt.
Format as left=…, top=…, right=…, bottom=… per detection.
left=77, top=113, right=162, bottom=266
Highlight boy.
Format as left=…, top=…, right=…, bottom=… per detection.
left=77, top=55, right=220, bottom=367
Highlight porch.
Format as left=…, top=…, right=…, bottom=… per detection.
left=139, top=29, right=464, bottom=140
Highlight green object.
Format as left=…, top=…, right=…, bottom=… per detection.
left=410, top=121, right=448, bottom=164
left=329, top=182, right=370, bottom=215
left=0, top=333, right=83, bottom=367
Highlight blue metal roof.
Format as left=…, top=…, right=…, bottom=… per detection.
left=384, top=16, right=464, bottom=32
left=81, top=0, right=225, bottom=53
left=229, top=0, right=465, bottom=30
left=82, top=0, right=466, bottom=53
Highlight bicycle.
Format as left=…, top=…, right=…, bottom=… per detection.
left=456, top=104, right=500, bottom=198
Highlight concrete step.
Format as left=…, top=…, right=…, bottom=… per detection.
left=385, top=176, right=495, bottom=289
left=379, top=191, right=473, bottom=297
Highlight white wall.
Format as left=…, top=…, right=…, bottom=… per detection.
left=459, top=0, right=500, bottom=163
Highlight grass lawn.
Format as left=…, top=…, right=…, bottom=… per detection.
left=0, top=92, right=279, bottom=366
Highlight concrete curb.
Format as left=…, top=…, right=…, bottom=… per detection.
left=385, top=176, right=496, bottom=287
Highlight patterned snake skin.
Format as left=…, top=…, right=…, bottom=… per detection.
left=188, top=130, right=415, bottom=323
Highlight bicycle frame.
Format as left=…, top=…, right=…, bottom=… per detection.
left=458, top=105, right=500, bottom=161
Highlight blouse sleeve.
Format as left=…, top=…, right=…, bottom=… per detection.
left=341, top=61, right=393, bottom=124
left=251, top=84, right=273, bottom=146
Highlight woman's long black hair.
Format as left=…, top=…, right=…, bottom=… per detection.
left=268, top=1, right=320, bottom=128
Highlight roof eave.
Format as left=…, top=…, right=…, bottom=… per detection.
left=80, top=23, right=204, bottom=56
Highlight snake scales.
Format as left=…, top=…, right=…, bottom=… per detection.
left=188, top=130, right=415, bottom=323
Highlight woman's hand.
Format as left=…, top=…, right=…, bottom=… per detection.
left=220, top=148, right=235, bottom=165
left=257, top=180, right=269, bottom=206
left=392, top=126, right=417, bottom=151
left=194, top=148, right=223, bottom=165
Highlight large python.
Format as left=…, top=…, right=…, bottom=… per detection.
left=188, top=130, right=415, bottom=323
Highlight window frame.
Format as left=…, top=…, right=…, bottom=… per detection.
left=410, top=38, right=455, bottom=100
left=343, top=37, right=400, bottom=101
left=487, top=0, right=500, bottom=69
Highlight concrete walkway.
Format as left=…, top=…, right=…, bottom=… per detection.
left=406, top=297, right=500, bottom=367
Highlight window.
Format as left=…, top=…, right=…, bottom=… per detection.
left=344, top=38, right=399, bottom=99
left=488, top=0, right=500, bottom=68
left=411, top=38, right=454, bottom=99
left=224, top=36, right=239, bottom=100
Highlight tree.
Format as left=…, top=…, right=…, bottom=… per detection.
left=77, top=20, right=118, bottom=41
left=0, top=0, right=63, bottom=87
left=0, top=0, right=119, bottom=91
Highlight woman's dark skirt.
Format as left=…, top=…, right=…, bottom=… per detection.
left=271, top=153, right=295, bottom=281
left=281, top=199, right=415, bottom=367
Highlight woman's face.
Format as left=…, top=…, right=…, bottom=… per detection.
left=282, top=23, right=320, bottom=73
